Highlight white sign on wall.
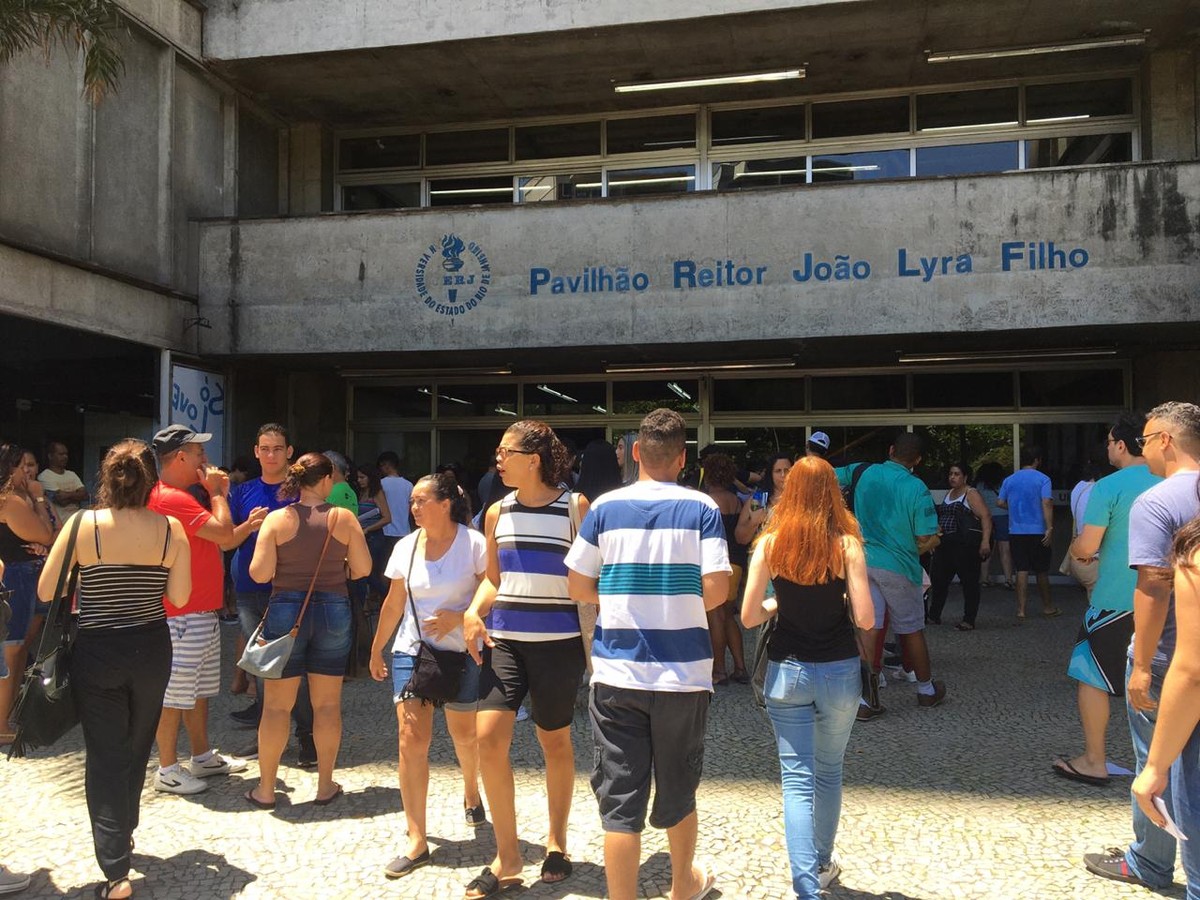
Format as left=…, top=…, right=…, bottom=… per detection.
left=170, top=364, right=226, bottom=465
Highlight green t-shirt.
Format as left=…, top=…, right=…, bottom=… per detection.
left=326, top=481, right=360, bottom=516
left=836, top=459, right=938, bottom=584
left=1083, top=462, right=1161, bottom=611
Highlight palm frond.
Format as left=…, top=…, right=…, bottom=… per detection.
left=0, top=0, right=126, bottom=102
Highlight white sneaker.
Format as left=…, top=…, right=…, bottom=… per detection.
left=515, top=705, right=530, bottom=722
left=154, top=764, right=209, bottom=794
left=818, top=852, right=842, bottom=890
left=882, top=664, right=917, bottom=684
left=188, top=752, right=249, bottom=777
left=0, top=866, right=30, bottom=895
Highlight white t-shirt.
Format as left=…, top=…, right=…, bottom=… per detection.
left=384, top=524, right=486, bottom=655
left=380, top=475, right=414, bottom=537
left=38, top=468, right=85, bottom=522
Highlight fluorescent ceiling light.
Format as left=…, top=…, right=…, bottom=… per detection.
left=592, top=405, right=608, bottom=414
left=667, top=382, right=692, bottom=401
left=538, top=384, right=578, bottom=403
left=615, top=68, right=804, bottom=93
left=713, top=439, right=747, bottom=445
left=417, top=387, right=471, bottom=406
left=897, top=348, right=1117, bottom=364
left=1027, top=114, right=1092, bottom=125
left=576, top=175, right=695, bottom=189
left=494, top=406, right=517, bottom=416
left=428, top=186, right=514, bottom=196
left=811, top=165, right=881, bottom=174
left=606, top=359, right=794, bottom=374
left=339, top=366, right=513, bottom=378
left=713, top=134, right=786, bottom=145
left=919, top=121, right=1019, bottom=133
left=926, top=33, right=1147, bottom=63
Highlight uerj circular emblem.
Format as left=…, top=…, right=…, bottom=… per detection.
left=414, top=234, right=491, bottom=317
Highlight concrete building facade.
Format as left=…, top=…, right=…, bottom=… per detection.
left=2, top=1, right=1198, bottom=522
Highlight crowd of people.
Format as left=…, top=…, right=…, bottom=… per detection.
left=1, top=403, right=1199, bottom=899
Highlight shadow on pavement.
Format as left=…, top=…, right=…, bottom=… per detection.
left=125, top=848, right=256, bottom=898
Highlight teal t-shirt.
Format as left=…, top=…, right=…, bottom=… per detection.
left=836, top=460, right=938, bottom=584
left=1083, top=463, right=1161, bottom=611
left=326, top=481, right=360, bottom=516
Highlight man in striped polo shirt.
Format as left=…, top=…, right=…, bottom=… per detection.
left=566, top=408, right=730, bottom=900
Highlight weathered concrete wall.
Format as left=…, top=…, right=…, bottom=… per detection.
left=197, top=162, right=1200, bottom=358
left=173, top=64, right=227, bottom=293
left=118, top=0, right=203, bottom=59
left=202, top=0, right=858, bottom=60
left=238, top=109, right=282, bottom=217
left=1142, top=49, right=1199, bottom=162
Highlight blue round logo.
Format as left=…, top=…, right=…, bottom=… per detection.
left=415, top=233, right=491, bottom=317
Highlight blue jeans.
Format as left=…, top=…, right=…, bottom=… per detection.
left=236, top=590, right=313, bottom=737
left=1172, top=719, right=1200, bottom=898
left=764, top=655, right=862, bottom=900
left=1125, top=659, right=1177, bottom=888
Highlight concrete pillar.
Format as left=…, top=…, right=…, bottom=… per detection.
left=1141, top=49, right=1199, bottom=162
left=287, top=122, right=333, bottom=214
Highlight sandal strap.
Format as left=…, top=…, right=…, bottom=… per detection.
left=465, top=867, right=499, bottom=897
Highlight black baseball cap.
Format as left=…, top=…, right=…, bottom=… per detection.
left=152, top=424, right=212, bottom=456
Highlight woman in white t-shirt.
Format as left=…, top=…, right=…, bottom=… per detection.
left=370, top=472, right=487, bottom=880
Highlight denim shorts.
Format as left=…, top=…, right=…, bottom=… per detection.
left=391, top=650, right=481, bottom=711
left=263, top=590, right=352, bottom=679
left=2, top=559, right=43, bottom=646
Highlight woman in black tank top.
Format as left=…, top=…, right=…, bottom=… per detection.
left=34, top=440, right=190, bottom=900
left=740, top=457, right=875, bottom=900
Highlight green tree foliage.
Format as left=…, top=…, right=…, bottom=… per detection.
left=0, top=0, right=125, bottom=102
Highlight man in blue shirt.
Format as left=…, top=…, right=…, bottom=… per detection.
left=999, top=446, right=1059, bottom=620
left=226, top=423, right=314, bottom=765
left=836, top=433, right=944, bottom=717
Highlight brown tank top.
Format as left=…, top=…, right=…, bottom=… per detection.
left=273, top=504, right=349, bottom=595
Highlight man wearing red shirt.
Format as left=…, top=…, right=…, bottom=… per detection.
left=148, top=425, right=247, bottom=794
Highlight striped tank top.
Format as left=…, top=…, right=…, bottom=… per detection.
left=490, top=490, right=580, bottom=642
left=77, top=512, right=171, bottom=630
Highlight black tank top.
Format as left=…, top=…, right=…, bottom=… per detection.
left=768, top=575, right=858, bottom=663
left=720, top=512, right=747, bottom=566
left=0, top=521, right=37, bottom=564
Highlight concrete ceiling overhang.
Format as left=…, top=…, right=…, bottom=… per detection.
left=206, top=0, right=1199, bottom=128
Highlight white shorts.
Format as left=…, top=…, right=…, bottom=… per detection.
left=163, top=612, right=221, bottom=709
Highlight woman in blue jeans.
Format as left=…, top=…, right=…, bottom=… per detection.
left=247, top=452, right=371, bottom=808
left=742, top=456, right=875, bottom=899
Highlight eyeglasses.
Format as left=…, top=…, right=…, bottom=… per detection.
left=495, top=446, right=536, bottom=460
left=1135, top=431, right=1170, bottom=448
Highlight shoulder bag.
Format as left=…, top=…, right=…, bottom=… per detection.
left=9, top=513, right=83, bottom=758
left=400, top=533, right=468, bottom=705
left=238, top=521, right=334, bottom=679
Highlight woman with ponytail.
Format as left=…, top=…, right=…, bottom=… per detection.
left=36, top=439, right=191, bottom=900
left=246, top=453, right=371, bottom=809
left=460, top=420, right=587, bottom=897
left=369, top=472, right=486, bottom=879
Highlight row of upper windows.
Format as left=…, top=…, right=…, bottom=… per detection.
left=338, top=78, right=1134, bottom=171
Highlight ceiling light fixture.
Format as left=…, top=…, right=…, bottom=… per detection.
left=897, top=348, right=1118, bottom=364
left=667, top=382, right=692, bottom=401
left=925, top=33, right=1147, bottom=64
left=537, top=384, right=578, bottom=403
left=605, top=359, right=795, bottom=374
left=614, top=68, right=805, bottom=94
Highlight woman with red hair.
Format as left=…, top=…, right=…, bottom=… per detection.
left=742, top=457, right=875, bottom=900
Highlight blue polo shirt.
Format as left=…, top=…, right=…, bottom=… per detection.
left=836, top=460, right=937, bottom=585
left=229, top=477, right=295, bottom=593
left=1000, top=468, right=1052, bottom=535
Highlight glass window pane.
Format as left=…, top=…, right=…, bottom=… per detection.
left=611, top=380, right=699, bottom=415
left=428, top=176, right=513, bottom=207
left=911, top=424, right=1016, bottom=488
left=353, top=385, right=432, bottom=419
left=712, top=157, right=805, bottom=191
left=812, top=96, right=909, bottom=139
left=425, top=128, right=509, bottom=166
left=711, top=378, right=804, bottom=411
left=342, top=183, right=421, bottom=210
left=351, top=430, right=431, bottom=481
left=517, top=173, right=602, bottom=203
left=606, top=114, right=696, bottom=154
left=514, top=121, right=600, bottom=160
left=521, top=381, right=608, bottom=416
left=812, top=425, right=901, bottom=466
left=1026, top=79, right=1133, bottom=123
left=917, top=88, right=1019, bottom=131
left=339, top=134, right=420, bottom=170
left=915, top=141, right=1018, bottom=177
left=434, top=382, right=519, bottom=418
left=1019, top=422, right=1112, bottom=491
left=711, top=427, right=807, bottom=473
left=437, top=428, right=509, bottom=502
left=607, top=165, right=695, bottom=198
left=812, top=149, right=909, bottom=183
left=1025, top=133, right=1132, bottom=168
left=811, top=375, right=906, bottom=411
left=1019, top=369, right=1124, bottom=407
left=710, top=105, right=805, bottom=147
left=912, top=372, right=1014, bottom=409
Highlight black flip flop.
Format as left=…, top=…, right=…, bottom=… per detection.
left=384, top=849, right=431, bottom=879
left=541, top=850, right=573, bottom=883
left=243, top=789, right=276, bottom=810
left=464, top=867, right=523, bottom=900
left=313, top=783, right=343, bottom=806
left=1052, top=756, right=1110, bottom=786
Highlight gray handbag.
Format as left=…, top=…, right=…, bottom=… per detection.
left=238, top=525, right=334, bottom=679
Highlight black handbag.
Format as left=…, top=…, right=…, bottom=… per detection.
left=399, top=534, right=467, bottom=705
left=8, top=513, right=83, bottom=758
left=750, top=615, right=778, bottom=709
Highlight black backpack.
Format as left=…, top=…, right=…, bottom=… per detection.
left=841, top=462, right=874, bottom=513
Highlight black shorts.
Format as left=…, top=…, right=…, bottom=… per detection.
left=1010, top=533, right=1052, bottom=573
left=589, top=684, right=710, bottom=834
left=477, top=637, right=585, bottom=731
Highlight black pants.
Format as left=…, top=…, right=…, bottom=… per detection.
left=928, top=539, right=983, bottom=625
left=70, top=622, right=172, bottom=881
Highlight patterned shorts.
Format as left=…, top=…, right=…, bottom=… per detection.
left=163, top=611, right=221, bottom=709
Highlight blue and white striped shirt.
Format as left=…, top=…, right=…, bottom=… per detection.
left=565, top=481, right=731, bottom=692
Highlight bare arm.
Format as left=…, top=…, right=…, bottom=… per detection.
left=226, top=506, right=269, bottom=549
left=163, top=518, right=192, bottom=608
left=568, top=570, right=600, bottom=606
left=1127, top=566, right=1173, bottom=712
left=702, top=570, right=730, bottom=612
left=740, top=537, right=776, bottom=628
left=463, top=502, right=502, bottom=663
left=966, top=488, right=993, bottom=550
left=1071, top=524, right=1106, bottom=561
left=734, top=500, right=766, bottom=545
left=36, top=511, right=81, bottom=601
left=843, top=536, right=875, bottom=631
left=336, top=507, right=373, bottom=579
left=3, top=495, right=53, bottom=546
left=1040, top=497, right=1054, bottom=546
left=369, top=574, right=408, bottom=680
left=364, top=488, right=392, bottom=534
left=916, top=533, right=940, bottom=555
left=248, top=512, right=282, bottom=584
